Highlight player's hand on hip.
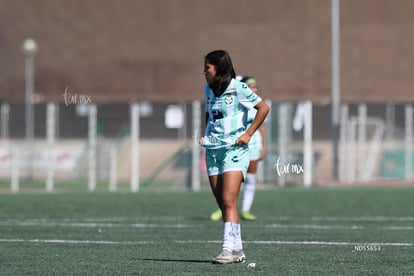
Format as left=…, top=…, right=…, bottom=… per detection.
left=235, top=133, right=251, bottom=146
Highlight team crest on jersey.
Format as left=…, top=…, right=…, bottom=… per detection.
left=224, top=93, right=233, bottom=105
left=241, top=83, right=247, bottom=89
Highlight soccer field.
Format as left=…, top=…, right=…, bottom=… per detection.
left=1, top=186, right=413, bottom=275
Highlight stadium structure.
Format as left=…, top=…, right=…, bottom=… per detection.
left=0, top=0, right=413, bottom=191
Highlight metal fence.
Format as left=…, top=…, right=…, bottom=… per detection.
left=0, top=101, right=413, bottom=193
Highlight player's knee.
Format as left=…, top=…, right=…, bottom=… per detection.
left=221, top=199, right=237, bottom=210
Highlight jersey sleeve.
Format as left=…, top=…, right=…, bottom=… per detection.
left=236, top=81, right=262, bottom=109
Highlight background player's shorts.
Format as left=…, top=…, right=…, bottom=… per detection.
left=205, top=145, right=249, bottom=180
left=248, top=143, right=262, bottom=161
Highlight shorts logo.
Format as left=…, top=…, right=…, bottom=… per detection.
left=231, top=155, right=239, bottom=162
left=224, top=93, right=233, bottom=105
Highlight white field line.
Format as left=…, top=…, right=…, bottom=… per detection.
left=264, top=224, right=364, bottom=230
left=0, top=221, right=195, bottom=228
left=0, top=219, right=413, bottom=231
left=381, top=226, right=414, bottom=230
left=0, top=239, right=153, bottom=245
left=179, top=240, right=414, bottom=247
left=3, top=216, right=414, bottom=223
left=259, top=216, right=414, bottom=222
left=0, top=238, right=414, bottom=248
left=306, top=216, right=414, bottom=222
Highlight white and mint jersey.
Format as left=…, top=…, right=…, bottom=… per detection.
left=202, top=79, right=262, bottom=149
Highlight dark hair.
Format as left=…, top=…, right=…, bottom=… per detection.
left=205, top=50, right=236, bottom=95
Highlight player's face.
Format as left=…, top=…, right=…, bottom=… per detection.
left=248, top=81, right=258, bottom=93
left=204, top=62, right=216, bottom=84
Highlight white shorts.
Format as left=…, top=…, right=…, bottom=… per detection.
left=248, top=143, right=262, bottom=161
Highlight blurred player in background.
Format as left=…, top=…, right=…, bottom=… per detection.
left=210, top=76, right=266, bottom=221
left=200, top=50, right=269, bottom=264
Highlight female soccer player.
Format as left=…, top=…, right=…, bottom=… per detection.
left=199, top=50, right=269, bottom=264
left=209, top=76, right=266, bottom=221
left=240, top=76, right=266, bottom=220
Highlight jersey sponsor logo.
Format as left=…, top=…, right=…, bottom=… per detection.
left=231, top=155, right=239, bottom=162
left=241, top=83, right=247, bottom=89
left=224, top=93, right=233, bottom=105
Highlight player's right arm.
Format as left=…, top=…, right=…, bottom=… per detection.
left=199, top=112, right=209, bottom=145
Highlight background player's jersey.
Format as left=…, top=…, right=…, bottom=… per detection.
left=202, top=79, right=261, bottom=149
left=246, top=109, right=263, bottom=149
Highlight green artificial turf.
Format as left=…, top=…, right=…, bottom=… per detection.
left=0, top=186, right=413, bottom=275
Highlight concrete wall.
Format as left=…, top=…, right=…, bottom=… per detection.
left=1, top=0, right=413, bottom=104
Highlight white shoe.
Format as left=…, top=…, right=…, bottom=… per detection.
left=212, top=250, right=234, bottom=264
left=232, top=250, right=246, bottom=263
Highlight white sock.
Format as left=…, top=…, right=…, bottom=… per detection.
left=234, top=223, right=243, bottom=251
left=222, top=222, right=236, bottom=252
left=242, top=173, right=256, bottom=212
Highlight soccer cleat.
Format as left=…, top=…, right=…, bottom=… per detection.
left=209, top=209, right=222, bottom=221
left=241, top=211, right=256, bottom=221
left=211, top=249, right=234, bottom=264
left=232, top=250, right=246, bottom=263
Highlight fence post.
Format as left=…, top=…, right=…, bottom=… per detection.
left=278, top=103, right=290, bottom=187
left=109, top=143, right=117, bottom=192
left=11, top=147, right=19, bottom=193
left=130, top=103, right=140, bottom=192
left=88, top=104, right=97, bottom=192
left=405, top=104, right=413, bottom=180
left=303, top=101, right=313, bottom=187
left=347, top=119, right=357, bottom=182
left=46, top=102, right=56, bottom=192
left=191, top=101, right=201, bottom=191
left=1, top=103, right=10, bottom=139
left=339, top=104, right=349, bottom=182
left=358, top=104, right=367, bottom=180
